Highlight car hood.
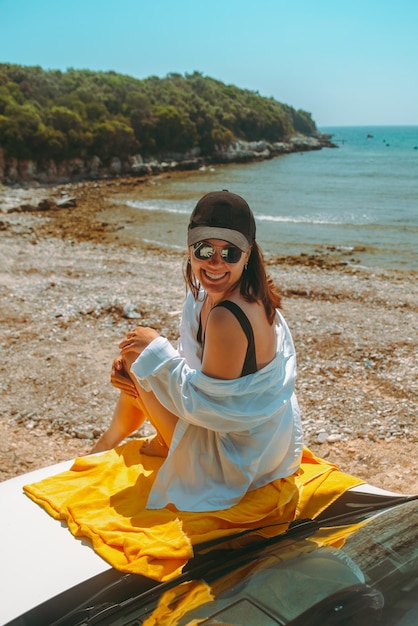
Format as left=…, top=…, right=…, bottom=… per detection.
left=0, top=460, right=111, bottom=625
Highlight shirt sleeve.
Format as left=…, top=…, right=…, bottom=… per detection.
left=130, top=331, right=296, bottom=434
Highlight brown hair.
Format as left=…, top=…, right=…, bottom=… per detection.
left=184, top=243, right=281, bottom=324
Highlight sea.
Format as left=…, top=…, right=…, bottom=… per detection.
left=112, top=126, right=418, bottom=272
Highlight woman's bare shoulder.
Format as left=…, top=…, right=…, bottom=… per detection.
left=202, top=305, right=249, bottom=379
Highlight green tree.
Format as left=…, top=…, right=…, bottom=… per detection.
left=152, top=105, right=197, bottom=154
left=292, top=109, right=316, bottom=135
left=0, top=102, right=43, bottom=158
left=90, top=119, right=139, bottom=160
left=0, top=64, right=318, bottom=162
left=32, top=124, right=68, bottom=159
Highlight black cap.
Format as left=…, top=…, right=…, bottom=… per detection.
left=187, top=190, right=256, bottom=251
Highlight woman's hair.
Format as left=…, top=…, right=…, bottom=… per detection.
left=184, top=243, right=281, bottom=324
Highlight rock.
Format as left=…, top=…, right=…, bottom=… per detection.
left=87, top=156, right=102, bottom=179
left=110, top=157, right=123, bottom=175
left=18, top=160, right=38, bottom=181
left=316, top=431, right=329, bottom=444
left=55, top=196, right=77, bottom=208
left=327, top=433, right=343, bottom=443
left=38, top=199, right=57, bottom=211
left=73, top=427, right=94, bottom=440
left=123, top=303, right=141, bottom=319
left=5, top=157, right=19, bottom=183
left=289, top=136, right=321, bottom=151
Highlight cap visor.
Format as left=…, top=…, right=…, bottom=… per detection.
left=188, top=227, right=250, bottom=251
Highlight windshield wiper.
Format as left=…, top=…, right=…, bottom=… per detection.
left=191, top=491, right=418, bottom=556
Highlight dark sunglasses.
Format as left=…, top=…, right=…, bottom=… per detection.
left=192, top=241, right=243, bottom=264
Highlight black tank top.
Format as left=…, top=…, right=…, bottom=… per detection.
left=197, top=300, right=257, bottom=377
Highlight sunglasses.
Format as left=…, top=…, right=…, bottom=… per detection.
left=192, top=241, right=243, bottom=264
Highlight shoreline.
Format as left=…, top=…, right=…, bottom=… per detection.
left=1, top=176, right=417, bottom=491
left=2, top=171, right=416, bottom=276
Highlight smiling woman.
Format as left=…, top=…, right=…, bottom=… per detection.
left=91, top=190, right=303, bottom=512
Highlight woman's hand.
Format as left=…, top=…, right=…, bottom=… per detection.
left=110, top=356, right=138, bottom=398
left=119, top=326, right=160, bottom=367
left=110, top=327, right=159, bottom=395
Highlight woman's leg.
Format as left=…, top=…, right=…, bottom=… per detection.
left=134, top=387, right=179, bottom=456
left=91, top=385, right=179, bottom=456
left=92, top=350, right=180, bottom=455
left=91, top=392, right=146, bottom=453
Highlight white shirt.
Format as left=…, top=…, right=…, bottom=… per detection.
left=131, top=291, right=303, bottom=511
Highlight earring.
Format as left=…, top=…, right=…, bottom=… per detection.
left=244, top=263, right=248, bottom=270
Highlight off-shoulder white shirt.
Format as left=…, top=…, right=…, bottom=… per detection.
left=131, top=291, right=303, bottom=511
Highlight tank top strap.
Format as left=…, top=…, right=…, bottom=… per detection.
left=213, top=300, right=257, bottom=376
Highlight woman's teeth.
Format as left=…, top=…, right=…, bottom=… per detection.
left=205, top=271, right=226, bottom=280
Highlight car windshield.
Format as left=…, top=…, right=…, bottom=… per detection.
left=117, top=500, right=418, bottom=626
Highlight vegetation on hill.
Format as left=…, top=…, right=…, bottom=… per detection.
left=0, top=64, right=317, bottom=163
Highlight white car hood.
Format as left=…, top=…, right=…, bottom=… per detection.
left=0, top=459, right=111, bottom=625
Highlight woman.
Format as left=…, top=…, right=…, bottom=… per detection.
left=92, top=190, right=303, bottom=511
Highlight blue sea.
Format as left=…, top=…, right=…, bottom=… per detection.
left=113, top=126, right=418, bottom=271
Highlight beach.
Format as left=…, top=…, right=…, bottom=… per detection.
left=1, top=175, right=417, bottom=492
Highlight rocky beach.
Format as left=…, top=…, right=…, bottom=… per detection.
left=1, top=175, right=417, bottom=493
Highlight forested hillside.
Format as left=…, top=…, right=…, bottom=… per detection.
left=0, top=64, right=317, bottom=162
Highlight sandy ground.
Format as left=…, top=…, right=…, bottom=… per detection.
left=0, top=176, right=417, bottom=493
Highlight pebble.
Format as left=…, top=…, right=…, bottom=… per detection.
left=316, top=431, right=328, bottom=444
left=327, top=433, right=343, bottom=443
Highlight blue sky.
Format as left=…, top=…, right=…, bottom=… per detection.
left=0, top=0, right=417, bottom=127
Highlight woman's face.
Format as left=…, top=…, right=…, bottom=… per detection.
left=189, top=238, right=250, bottom=299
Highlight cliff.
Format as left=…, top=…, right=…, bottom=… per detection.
left=0, top=134, right=335, bottom=186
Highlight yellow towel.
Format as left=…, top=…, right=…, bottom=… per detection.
left=24, top=442, right=362, bottom=581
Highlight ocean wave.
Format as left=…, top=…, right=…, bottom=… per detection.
left=115, top=198, right=190, bottom=215
left=255, top=212, right=371, bottom=226
left=142, top=238, right=185, bottom=251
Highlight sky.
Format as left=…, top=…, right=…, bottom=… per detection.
left=0, top=0, right=417, bottom=127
